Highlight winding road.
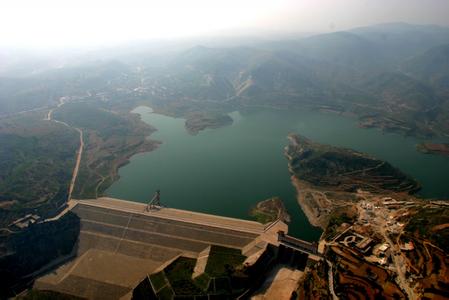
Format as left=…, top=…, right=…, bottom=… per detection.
left=68, top=128, right=84, bottom=200
left=373, top=205, right=417, bottom=300
left=45, top=97, right=84, bottom=202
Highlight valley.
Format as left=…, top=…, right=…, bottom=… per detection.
left=1, top=21, right=449, bottom=299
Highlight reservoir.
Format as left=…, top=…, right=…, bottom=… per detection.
left=106, top=106, right=449, bottom=241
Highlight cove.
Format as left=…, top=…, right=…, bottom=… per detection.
left=106, top=106, right=449, bottom=241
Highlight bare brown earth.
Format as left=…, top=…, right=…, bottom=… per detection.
left=252, top=266, right=304, bottom=300
left=401, top=238, right=449, bottom=299
left=291, top=177, right=338, bottom=229
left=431, top=223, right=449, bottom=231
left=287, top=135, right=449, bottom=299
left=417, top=142, right=449, bottom=156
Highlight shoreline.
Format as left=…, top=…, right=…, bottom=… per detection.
left=416, top=142, right=449, bottom=156
left=85, top=107, right=162, bottom=198
left=290, top=176, right=328, bottom=230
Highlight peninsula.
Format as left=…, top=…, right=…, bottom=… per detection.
left=285, top=134, right=449, bottom=299
left=250, top=197, right=291, bottom=224
left=184, top=112, right=233, bottom=135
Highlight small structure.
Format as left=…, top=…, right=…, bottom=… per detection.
left=378, top=243, right=390, bottom=253
left=337, top=230, right=373, bottom=254
left=356, top=236, right=373, bottom=253
left=10, top=214, right=40, bottom=230
left=377, top=257, right=388, bottom=265
left=277, top=231, right=320, bottom=256
left=146, top=190, right=162, bottom=211
left=400, top=241, right=415, bottom=251
left=372, top=242, right=390, bottom=257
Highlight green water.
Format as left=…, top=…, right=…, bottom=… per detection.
left=106, top=106, right=449, bottom=241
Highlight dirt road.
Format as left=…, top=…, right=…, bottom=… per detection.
left=374, top=207, right=417, bottom=300
left=45, top=98, right=84, bottom=202
left=68, top=128, right=83, bottom=200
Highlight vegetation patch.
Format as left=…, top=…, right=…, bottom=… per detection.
left=54, top=102, right=159, bottom=198
left=250, top=197, right=290, bottom=224
left=0, top=115, right=78, bottom=226
left=164, top=257, right=204, bottom=296
left=156, top=286, right=174, bottom=300
left=286, top=134, right=420, bottom=194
left=140, top=247, right=247, bottom=298
left=149, top=272, right=167, bottom=292
left=204, top=246, right=246, bottom=277
left=184, top=112, right=233, bottom=135
left=324, top=209, right=357, bottom=240
left=192, top=273, right=211, bottom=291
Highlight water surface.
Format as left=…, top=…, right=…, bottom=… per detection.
left=107, top=106, right=449, bottom=241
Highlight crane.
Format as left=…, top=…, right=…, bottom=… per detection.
left=145, top=189, right=161, bottom=211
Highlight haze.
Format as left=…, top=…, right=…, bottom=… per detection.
left=1, top=0, right=449, bottom=49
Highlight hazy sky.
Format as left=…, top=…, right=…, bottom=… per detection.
left=1, top=0, right=449, bottom=48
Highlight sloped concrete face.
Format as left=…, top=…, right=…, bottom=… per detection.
left=34, top=198, right=270, bottom=299
left=252, top=266, right=304, bottom=300
left=192, top=246, right=211, bottom=279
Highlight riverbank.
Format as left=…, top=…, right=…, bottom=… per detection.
left=107, top=107, right=449, bottom=243
left=290, top=177, right=329, bottom=229
left=417, top=142, right=449, bottom=156
left=286, top=135, right=449, bottom=299
left=250, top=197, right=291, bottom=224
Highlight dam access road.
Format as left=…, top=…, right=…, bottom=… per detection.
left=34, top=197, right=288, bottom=299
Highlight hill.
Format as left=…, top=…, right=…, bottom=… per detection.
left=0, top=114, right=79, bottom=226
left=285, top=134, right=419, bottom=194
left=53, top=102, right=159, bottom=198
left=403, top=43, right=449, bottom=94
left=285, top=135, right=449, bottom=300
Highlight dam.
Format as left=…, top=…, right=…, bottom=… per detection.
left=34, top=198, right=289, bottom=299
